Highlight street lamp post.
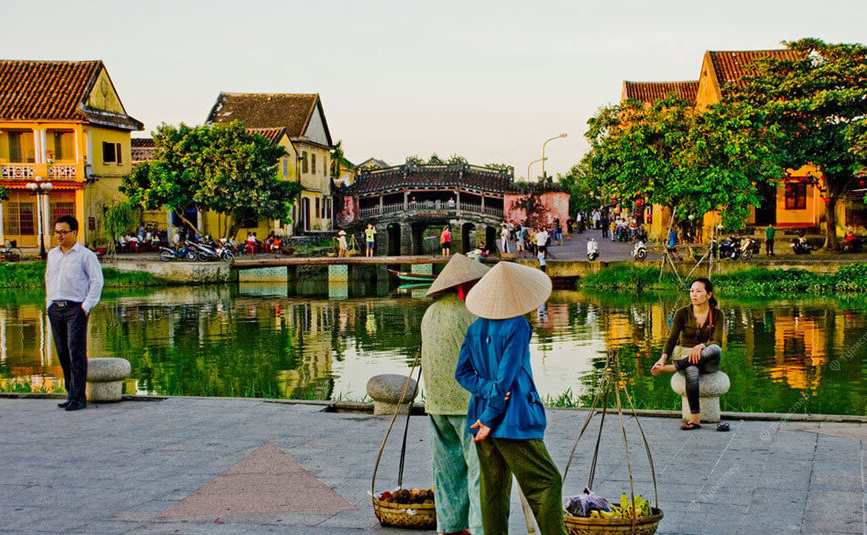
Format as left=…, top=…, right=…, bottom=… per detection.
left=25, top=176, right=53, bottom=258
left=541, top=133, right=567, bottom=181
left=527, top=157, right=547, bottom=183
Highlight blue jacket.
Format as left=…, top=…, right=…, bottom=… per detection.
left=455, top=316, right=547, bottom=440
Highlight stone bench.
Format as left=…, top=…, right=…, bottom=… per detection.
left=367, top=374, right=418, bottom=415
left=86, top=358, right=131, bottom=402
left=670, top=371, right=730, bottom=423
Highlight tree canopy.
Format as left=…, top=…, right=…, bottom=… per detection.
left=122, top=122, right=301, bottom=237
left=584, top=96, right=783, bottom=232
left=728, top=38, right=867, bottom=249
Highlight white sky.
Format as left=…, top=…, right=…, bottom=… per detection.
left=1, top=0, right=864, bottom=178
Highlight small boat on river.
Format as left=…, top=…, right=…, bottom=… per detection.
left=387, top=269, right=436, bottom=283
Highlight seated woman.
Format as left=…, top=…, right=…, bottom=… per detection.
left=651, top=277, right=723, bottom=430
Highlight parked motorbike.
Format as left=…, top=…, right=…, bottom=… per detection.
left=719, top=236, right=747, bottom=259
left=631, top=238, right=647, bottom=261
left=616, top=226, right=630, bottom=242
left=159, top=244, right=197, bottom=262
left=189, top=240, right=233, bottom=262
left=791, top=238, right=812, bottom=255
left=740, top=237, right=757, bottom=261
left=586, top=238, right=599, bottom=261
left=843, top=235, right=863, bottom=253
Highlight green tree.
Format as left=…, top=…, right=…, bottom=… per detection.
left=729, top=38, right=867, bottom=250
left=446, top=153, right=468, bottom=165
left=330, top=139, right=354, bottom=179
left=405, top=154, right=424, bottom=166
left=122, top=122, right=300, bottom=238
left=557, top=156, right=603, bottom=215
left=584, top=96, right=782, bottom=233
left=102, top=199, right=138, bottom=254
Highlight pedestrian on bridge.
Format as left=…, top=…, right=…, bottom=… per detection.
left=365, top=224, right=377, bottom=258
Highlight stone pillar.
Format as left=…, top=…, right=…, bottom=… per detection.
left=411, top=225, right=425, bottom=255
left=450, top=220, right=464, bottom=253
left=400, top=222, right=412, bottom=256
left=481, top=195, right=486, bottom=214
left=379, top=196, right=384, bottom=215
left=456, top=191, right=461, bottom=213
left=403, top=191, right=408, bottom=211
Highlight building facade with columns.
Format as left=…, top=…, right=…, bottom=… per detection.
left=0, top=60, right=143, bottom=250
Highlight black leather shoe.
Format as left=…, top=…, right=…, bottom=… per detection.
left=65, top=400, right=86, bottom=411
left=57, top=400, right=72, bottom=408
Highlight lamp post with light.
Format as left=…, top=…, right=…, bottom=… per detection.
left=526, top=157, right=547, bottom=183
left=541, top=133, right=567, bottom=181
left=25, top=176, right=52, bottom=258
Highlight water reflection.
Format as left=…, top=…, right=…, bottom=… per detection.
left=2, top=285, right=866, bottom=415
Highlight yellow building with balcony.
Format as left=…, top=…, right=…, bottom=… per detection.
left=205, top=92, right=335, bottom=235
left=0, top=60, right=143, bottom=250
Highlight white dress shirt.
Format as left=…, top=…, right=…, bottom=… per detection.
left=45, top=242, right=104, bottom=313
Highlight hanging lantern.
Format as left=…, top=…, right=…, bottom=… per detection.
left=636, top=199, right=643, bottom=207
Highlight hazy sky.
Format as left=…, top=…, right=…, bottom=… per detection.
left=2, top=0, right=864, bottom=178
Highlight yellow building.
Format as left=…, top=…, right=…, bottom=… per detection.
left=623, top=50, right=848, bottom=241
left=205, top=93, right=334, bottom=235
left=0, top=60, right=143, bottom=249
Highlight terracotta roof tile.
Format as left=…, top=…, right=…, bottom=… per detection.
left=708, top=50, right=803, bottom=92
left=0, top=60, right=142, bottom=130
left=131, top=137, right=155, bottom=164
left=206, top=93, right=318, bottom=138
left=622, top=81, right=698, bottom=104
left=348, top=165, right=515, bottom=195
left=246, top=127, right=287, bottom=144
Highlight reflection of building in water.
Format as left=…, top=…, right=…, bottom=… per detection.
left=769, top=311, right=827, bottom=391
left=0, top=306, right=63, bottom=390
left=281, top=300, right=336, bottom=399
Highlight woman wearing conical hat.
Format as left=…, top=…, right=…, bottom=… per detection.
left=422, top=254, right=491, bottom=535
left=456, top=262, right=566, bottom=535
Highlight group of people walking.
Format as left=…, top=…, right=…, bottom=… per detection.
left=421, top=253, right=725, bottom=533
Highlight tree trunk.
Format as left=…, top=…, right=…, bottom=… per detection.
left=823, top=195, right=840, bottom=251
left=173, top=210, right=198, bottom=235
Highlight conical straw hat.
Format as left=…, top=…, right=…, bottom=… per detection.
left=425, top=254, right=491, bottom=297
left=465, top=262, right=552, bottom=319
left=338, top=230, right=347, bottom=236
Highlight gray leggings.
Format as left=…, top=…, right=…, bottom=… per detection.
left=674, top=344, right=721, bottom=414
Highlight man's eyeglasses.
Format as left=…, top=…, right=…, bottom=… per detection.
left=53, top=230, right=75, bottom=236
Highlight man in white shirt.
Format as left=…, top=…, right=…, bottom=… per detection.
left=45, top=216, right=104, bottom=411
left=535, top=227, right=549, bottom=257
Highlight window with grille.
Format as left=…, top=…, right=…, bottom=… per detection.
left=282, top=157, right=289, bottom=178
left=3, top=202, right=36, bottom=235
left=102, top=142, right=122, bottom=164
left=51, top=202, right=75, bottom=225
left=312, top=154, right=316, bottom=175
left=302, top=152, right=308, bottom=173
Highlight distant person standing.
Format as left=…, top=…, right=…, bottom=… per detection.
left=45, top=216, right=104, bottom=411
left=765, top=224, right=775, bottom=257
left=440, top=226, right=451, bottom=258
left=365, top=224, right=377, bottom=257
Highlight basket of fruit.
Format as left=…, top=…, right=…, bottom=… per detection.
left=561, top=350, right=663, bottom=535
left=371, top=347, right=436, bottom=529
left=372, top=488, right=436, bottom=529
left=564, top=489, right=662, bottom=535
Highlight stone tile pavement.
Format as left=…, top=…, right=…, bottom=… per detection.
left=0, top=397, right=863, bottom=535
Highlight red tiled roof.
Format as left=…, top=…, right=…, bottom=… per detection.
left=708, top=50, right=803, bottom=91
left=348, top=165, right=515, bottom=195
left=622, top=81, right=698, bottom=104
left=3, top=179, right=83, bottom=190
left=206, top=93, right=318, bottom=138
left=246, top=127, right=288, bottom=144
left=0, top=60, right=142, bottom=130
left=131, top=137, right=155, bottom=164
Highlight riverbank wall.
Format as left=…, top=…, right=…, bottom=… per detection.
left=110, top=260, right=237, bottom=284
left=516, top=258, right=857, bottom=278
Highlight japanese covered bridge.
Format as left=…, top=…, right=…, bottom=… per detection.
left=337, top=163, right=569, bottom=255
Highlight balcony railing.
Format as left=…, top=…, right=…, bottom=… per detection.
left=1, top=163, right=79, bottom=181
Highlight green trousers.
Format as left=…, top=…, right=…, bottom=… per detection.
left=429, top=414, right=484, bottom=534
left=475, top=438, right=567, bottom=535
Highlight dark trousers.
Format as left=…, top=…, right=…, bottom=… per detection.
left=675, top=344, right=721, bottom=414
left=476, top=438, right=567, bottom=535
left=48, top=302, right=89, bottom=402
left=766, top=239, right=774, bottom=255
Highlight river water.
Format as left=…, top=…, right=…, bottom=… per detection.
left=2, top=282, right=866, bottom=415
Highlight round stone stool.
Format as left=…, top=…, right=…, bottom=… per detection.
left=86, top=358, right=131, bottom=402
left=670, top=371, right=730, bottom=423
left=366, top=374, right=418, bottom=415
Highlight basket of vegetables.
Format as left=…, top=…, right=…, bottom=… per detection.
left=561, top=350, right=664, bottom=535
left=371, top=347, right=436, bottom=529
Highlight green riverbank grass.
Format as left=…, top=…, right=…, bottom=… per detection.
left=576, top=264, right=867, bottom=295
left=0, top=261, right=163, bottom=288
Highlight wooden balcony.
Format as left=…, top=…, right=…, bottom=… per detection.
left=0, top=163, right=80, bottom=181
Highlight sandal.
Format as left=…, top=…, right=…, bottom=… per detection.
left=681, top=422, right=702, bottom=430
left=716, top=423, right=730, bottom=432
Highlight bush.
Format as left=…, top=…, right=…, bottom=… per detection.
left=576, top=265, right=679, bottom=291
left=0, top=261, right=163, bottom=288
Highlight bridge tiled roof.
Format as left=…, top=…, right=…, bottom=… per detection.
left=348, top=164, right=515, bottom=195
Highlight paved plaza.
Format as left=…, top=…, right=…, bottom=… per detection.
left=1, top=397, right=864, bottom=534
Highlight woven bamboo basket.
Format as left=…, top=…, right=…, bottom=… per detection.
left=371, top=347, right=437, bottom=530
left=372, top=497, right=437, bottom=529
left=563, top=508, right=663, bottom=535
left=561, top=350, right=664, bottom=535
